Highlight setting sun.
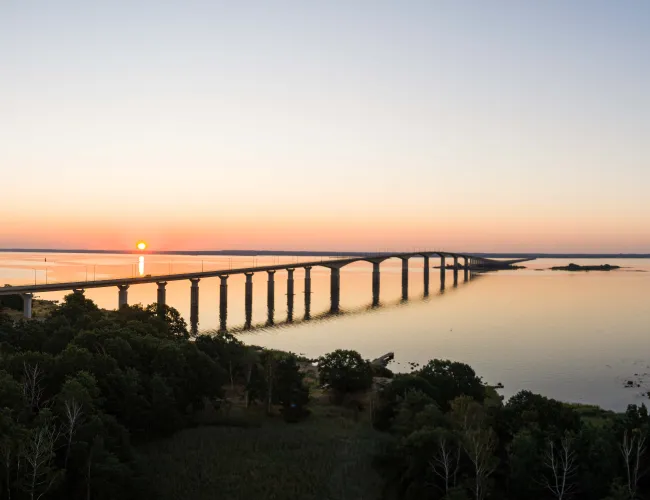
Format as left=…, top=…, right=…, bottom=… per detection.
left=136, top=241, right=147, bottom=251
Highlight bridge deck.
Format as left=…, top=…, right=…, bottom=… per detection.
left=0, top=251, right=476, bottom=295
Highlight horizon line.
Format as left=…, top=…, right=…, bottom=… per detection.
left=1, top=248, right=649, bottom=258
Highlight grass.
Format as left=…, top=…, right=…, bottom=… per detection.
left=138, top=393, right=389, bottom=500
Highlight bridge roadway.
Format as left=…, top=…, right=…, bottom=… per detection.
left=1, top=251, right=503, bottom=330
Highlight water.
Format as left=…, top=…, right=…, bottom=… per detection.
left=1, top=252, right=649, bottom=411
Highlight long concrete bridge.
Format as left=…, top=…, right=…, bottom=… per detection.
left=0, top=251, right=513, bottom=333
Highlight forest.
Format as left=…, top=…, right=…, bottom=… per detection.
left=0, top=293, right=648, bottom=499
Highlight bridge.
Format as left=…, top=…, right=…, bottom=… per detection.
left=0, top=251, right=516, bottom=333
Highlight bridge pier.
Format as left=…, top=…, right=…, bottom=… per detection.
left=304, top=266, right=312, bottom=319
left=267, top=270, right=276, bottom=325
left=440, top=256, right=446, bottom=288
left=423, top=255, right=430, bottom=296
left=190, top=278, right=199, bottom=335
left=330, top=267, right=340, bottom=313
left=453, top=257, right=459, bottom=286
left=372, top=262, right=380, bottom=306
left=401, top=257, right=409, bottom=300
left=117, top=284, right=129, bottom=309
left=463, top=257, right=469, bottom=282
left=245, top=272, right=253, bottom=329
left=21, top=293, right=33, bottom=319
left=286, top=269, right=294, bottom=322
left=156, top=282, right=167, bottom=317
left=219, top=276, right=228, bottom=332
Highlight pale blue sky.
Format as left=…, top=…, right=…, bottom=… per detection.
left=1, top=1, right=649, bottom=251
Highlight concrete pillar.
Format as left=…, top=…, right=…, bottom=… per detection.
left=440, top=256, right=446, bottom=286
left=464, top=257, right=469, bottom=271
left=21, top=293, right=33, bottom=319
left=372, top=262, right=380, bottom=306
left=245, top=272, right=253, bottom=329
left=330, top=267, right=340, bottom=313
left=219, top=275, right=228, bottom=332
left=401, top=257, right=409, bottom=300
left=423, top=255, right=430, bottom=296
left=304, top=266, right=312, bottom=319
left=189, top=278, right=200, bottom=334
left=156, top=282, right=167, bottom=317
left=286, top=268, right=294, bottom=322
left=453, top=257, right=459, bottom=286
left=463, top=257, right=469, bottom=282
left=117, top=284, right=129, bottom=309
left=267, top=270, right=276, bottom=325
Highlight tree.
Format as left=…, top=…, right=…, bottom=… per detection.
left=18, top=411, right=63, bottom=500
left=543, top=434, right=577, bottom=500
left=508, top=429, right=543, bottom=499
left=0, top=409, right=27, bottom=500
left=372, top=374, right=439, bottom=431
left=317, top=350, right=373, bottom=394
left=451, top=396, right=497, bottom=500
left=504, top=390, right=581, bottom=436
left=430, top=430, right=462, bottom=496
left=195, top=332, right=247, bottom=389
left=619, top=429, right=646, bottom=499
left=417, top=360, right=485, bottom=411
left=49, top=292, right=101, bottom=329
left=0, top=294, right=23, bottom=311
left=143, top=304, right=189, bottom=339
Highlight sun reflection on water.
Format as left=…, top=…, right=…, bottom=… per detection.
left=138, top=256, right=144, bottom=276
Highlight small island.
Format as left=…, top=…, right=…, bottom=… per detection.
left=551, top=263, right=620, bottom=271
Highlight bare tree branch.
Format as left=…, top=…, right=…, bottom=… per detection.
left=63, top=398, right=83, bottom=468
left=620, top=429, right=647, bottom=500
left=22, top=363, right=45, bottom=412
left=430, top=436, right=460, bottom=494
left=20, top=422, right=61, bottom=500
left=543, top=435, right=577, bottom=500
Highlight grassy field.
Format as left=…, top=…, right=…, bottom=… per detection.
left=138, top=394, right=389, bottom=500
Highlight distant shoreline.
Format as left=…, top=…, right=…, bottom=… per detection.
left=1, top=249, right=649, bottom=259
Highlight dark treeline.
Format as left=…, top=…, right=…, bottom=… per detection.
left=1, top=294, right=649, bottom=499
left=0, top=293, right=307, bottom=500
left=372, top=362, right=649, bottom=500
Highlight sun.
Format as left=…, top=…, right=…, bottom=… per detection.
left=136, top=241, right=147, bottom=251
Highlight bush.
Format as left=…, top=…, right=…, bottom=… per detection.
left=317, top=349, right=373, bottom=394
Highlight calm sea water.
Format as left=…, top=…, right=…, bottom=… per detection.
left=2, top=252, right=649, bottom=411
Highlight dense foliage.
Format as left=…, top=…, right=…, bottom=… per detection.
left=0, top=293, right=309, bottom=499
left=0, top=293, right=23, bottom=311
left=373, top=361, right=650, bottom=500
left=3, top=294, right=649, bottom=500
left=317, top=349, right=374, bottom=394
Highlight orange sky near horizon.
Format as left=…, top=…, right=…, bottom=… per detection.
left=3, top=208, right=649, bottom=253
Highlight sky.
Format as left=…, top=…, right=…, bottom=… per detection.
left=1, top=1, right=649, bottom=252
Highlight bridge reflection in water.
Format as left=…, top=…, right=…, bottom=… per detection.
left=212, top=269, right=482, bottom=336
